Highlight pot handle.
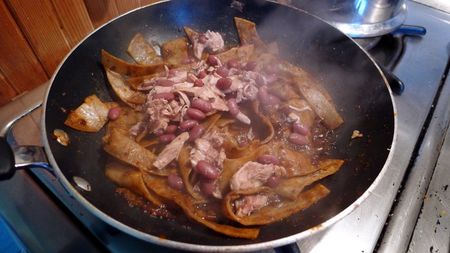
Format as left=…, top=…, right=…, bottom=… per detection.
left=0, top=136, right=51, bottom=180
left=379, top=64, right=405, bottom=95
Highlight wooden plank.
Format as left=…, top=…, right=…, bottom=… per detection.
left=51, top=0, right=94, bottom=48
left=83, top=0, right=119, bottom=28
left=115, top=0, right=140, bottom=14
left=0, top=71, right=19, bottom=107
left=0, top=1, right=48, bottom=94
left=140, top=0, right=160, bottom=7
left=6, top=0, right=71, bottom=76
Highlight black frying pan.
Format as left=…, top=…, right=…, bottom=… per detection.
left=0, top=0, right=395, bottom=251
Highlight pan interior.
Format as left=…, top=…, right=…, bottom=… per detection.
left=44, top=0, right=394, bottom=246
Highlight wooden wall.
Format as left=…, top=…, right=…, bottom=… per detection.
left=0, top=0, right=159, bottom=106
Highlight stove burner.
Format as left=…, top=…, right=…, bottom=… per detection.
left=355, top=34, right=404, bottom=70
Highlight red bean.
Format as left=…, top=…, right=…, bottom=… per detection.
left=257, top=154, right=279, bottom=165
left=266, top=175, right=281, bottom=188
left=191, top=99, right=212, bottom=113
left=207, top=55, right=219, bottom=66
left=159, top=134, right=176, bottom=143
left=186, top=108, right=206, bottom=120
left=195, top=160, right=220, bottom=180
left=179, top=119, right=198, bottom=131
left=197, top=70, right=207, bottom=79
left=168, top=173, right=184, bottom=191
left=288, top=133, right=309, bottom=145
left=187, top=73, right=197, bottom=83
left=108, top=107, right=121, bottom=120
left=156, top=79, right=175, bottom=87
left=292, top=122, right=310, bottom=136
left=194, top=79, right=204, bottom=87
left=216, top=77, right=232, bottom=90
left=226, top=98, right=239, bottom=116
left=255, top=74, right=266, bottom=86
left=165, top=125, right=177, bottom=134
left=153, top=92, right=175, bottom=101
left=227, top=59, right=240, bottom=69
left=198, top=34, right=208, bottom=44
left=200, top=180, right=216, bottom=196
left=258, top=88, right=280, bottom=106
left=216, top=66, right=229, bottom=77
left=244, top=61, right=257, bottom=71
left=189, top=124, right=205, bottom=142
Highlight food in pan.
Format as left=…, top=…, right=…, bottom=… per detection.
left=65, top=17, right=344, bottom=239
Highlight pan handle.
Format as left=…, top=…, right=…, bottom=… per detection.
left=0, top=136, right=52, bottom=180
left=379, top=64, right=405, bottom=95
left=274, top=243, right=301, bottom=253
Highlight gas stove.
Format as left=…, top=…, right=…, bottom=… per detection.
left=1, top=1, right=449, bottom=252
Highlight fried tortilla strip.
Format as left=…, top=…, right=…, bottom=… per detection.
left=103, top=129, right=156, bottom=173
left=281, top=62, right=343, bottom=129
left=184, top=26, right=198, bottom=43
left=161, top=37, right=190, bottom=66
left=105, top=69, right=146, bottom=107
left=105, top=161, right=162, bottom=206
left=101, top=49, right=165, bottom=76
left=215, top=44, right=254, bottom=63
left=275, top=159, right=344, bottom=200
left=142, top=173, right=260, bottom=239
left=179, top=145, right=205, bottom=201
left=127, top=33, right=163, bottom=65
left=64, top=94, right=110, bottom=132
left=250, top=100, right=274, bottom=144
left=224, top=184, right=330, bottom=226
left=105, top=106, right=143, bottom=138
left=234, top=17, right=263, bottom=46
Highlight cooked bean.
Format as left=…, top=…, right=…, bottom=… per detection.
left=257, top=154, right=279, bottom=165
left=197, top=70, right=207, bottom=79
left=165, top=125, right=177, bottom=134
left=216, top=77, right=232, bottom=90
left=195, top=160, right=220, bottom=180
left=198, top=34, right=208, bottom=44
left=207, top=55, right=219, bottom=66
left=159, top=134, right=176, bottom=143
left=168, top=173, right=184, bottom=191
left=216, top=66, right=229, bottom=77
left=258, top=88, right=280, bottom=106
left=191, top=99, right=212, bottom=113
left=187, top=73, right=197, bottom=83
left=226, top=98, right=239, bottom=116
left=255, top=74, right=266, bottom=86
left=155, top=79, right=175, bottom=87
left=179, top=119, right=198, bottom=131
left=244, top=61, right=257, bottom=71
left=288, top=133, right=309, bottom=145
left=186, top=108, right=206, bottom=120
left=200, top=180, right=216, bottom=196
left=292, top=122, right=310, bottom=136
left=107, top=107, right=121, bottom=120
left=227, top=59, right=240, bottom=69
left=266, top=175, right=281, bottom=188
left=153, top=92, right=175, bottom=101
left=192, top=79, right=203, bottom=87
left=189, top=124, right=205, bottom=142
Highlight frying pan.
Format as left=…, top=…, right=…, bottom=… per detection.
left=0, top=0, right=396, bottom=251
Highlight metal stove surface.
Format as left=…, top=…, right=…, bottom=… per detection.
left=1, top=1, right=450, bottom=252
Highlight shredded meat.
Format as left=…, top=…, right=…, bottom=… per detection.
left=193, top=30, right=225, bottom=59
left=230, top=161, right=286, bottom=191
left=235, top=194, right=269, bottom=217
left=154, top=132, right=189, bottom=169
left=190, top=131, right=226, bottom=168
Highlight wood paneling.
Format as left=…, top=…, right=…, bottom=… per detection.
left=0, top=71, right=18, bottom=106
left=140, top=0, right=160, bottom=7
left=6, top=0, right=71, bottom=76
left=0, top=0, right=48, bottom=94
left=115, top=0, right=141, bottom=14
left=83, top=0, right=119, bottom=28
left=51, top=0, right=94, bottom=48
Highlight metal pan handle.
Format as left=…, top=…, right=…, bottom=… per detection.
left=0, top=136, right=51, bottom=180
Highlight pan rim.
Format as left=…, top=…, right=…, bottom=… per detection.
left=41, top=0, right=398, bottom=251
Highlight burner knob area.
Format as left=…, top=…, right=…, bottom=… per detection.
left=0, top=137, right=15, bottom=180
